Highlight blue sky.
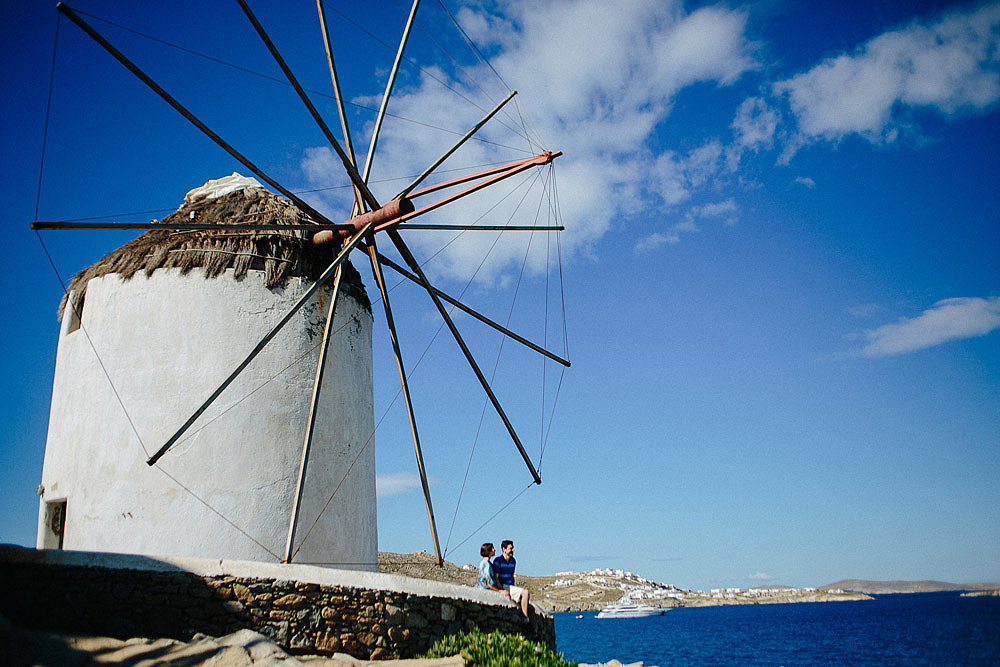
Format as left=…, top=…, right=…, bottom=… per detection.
left=2, top=0, right=998, bottom=592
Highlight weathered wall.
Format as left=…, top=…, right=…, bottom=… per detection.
left=0, top=547, right=554, bottom=659
left=38, top=267, right=376, bottom=569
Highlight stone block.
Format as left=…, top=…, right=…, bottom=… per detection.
left=315, top=630, right=340, bottom=653
left=273, top=593, right=305, bottom=609
left=406, top=611, right=428, bottom=628
left=384, top=604, right=403, bottom=625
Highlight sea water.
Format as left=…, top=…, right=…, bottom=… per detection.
left=554, top=592, right=1000, bottom=666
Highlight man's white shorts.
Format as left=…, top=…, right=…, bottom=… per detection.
left=505, top=584, right=527, bottom=602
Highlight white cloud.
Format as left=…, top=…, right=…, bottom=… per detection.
left=376, top=471, right=423, bottom=498
left=747, top=572, right=772, bottom=581
left=635, top=231, right=680, bottom=253
left=793, top=176, right=815, bottom=189
left=300, top=0, right=758, bottom=276
left=455, top=6, right=516, bottom=48
left=847, top=303, right=882, bottom=318
left=774, top=2, right=1000, bottom=153
left=860, top=296, right=1000, bottom=357
left=731, top=97, right=780, bottom=151
left=691, top=199, right=737, bottom=223
left=635, top=198, right=737, bottom=252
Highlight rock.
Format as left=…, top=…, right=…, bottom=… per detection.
left=274, top=593, right=306, bottom=609
left=405, top=612, right=427, bottom=628
left=383, top=605, right=403, bottom=625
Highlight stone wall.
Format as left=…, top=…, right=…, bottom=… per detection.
left=0, top=547, right=554, bottom=660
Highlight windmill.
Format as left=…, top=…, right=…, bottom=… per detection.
left=34, top=1, right=569, bottom=569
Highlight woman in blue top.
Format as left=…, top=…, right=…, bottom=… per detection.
left=475, top=543, right=507, bottom=594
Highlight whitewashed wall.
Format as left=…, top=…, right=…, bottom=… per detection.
left=37, top=267, right=376, bottom=570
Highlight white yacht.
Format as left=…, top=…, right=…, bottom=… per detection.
left=596, top=599, right=669, bottom=618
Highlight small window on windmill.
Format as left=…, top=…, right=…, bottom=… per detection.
left=41, top=499, right=67, bottom=549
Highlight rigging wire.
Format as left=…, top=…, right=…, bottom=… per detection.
left=30, top=21, right=320, bottom=558
left=444, top=481, right=534, bottom=560
left=401, top=1, right=534, bottom=151
left=292, top=170, right=542, bottom=557
left=34, top=2, right=569, bottom=567
left=46, top=160, right=520, bottom=224
left=538, top=168, right=570, bottom=470
left=73, top=8, right=534, bottom=158
left=434, top=0, right=511, bottom=93
left=34, top=14, right=60, bottom=221
left=318, top=1, right=532, bottom=146
left=440, top=171, right=546, bottom=556
left=432, top=0, right=548, bottom=155
left=35, top=233, right=282, bottom=560
left=541, top=173, right=552, bottom=467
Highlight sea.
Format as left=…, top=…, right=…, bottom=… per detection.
left=553, top=592, right=1000, bottom=666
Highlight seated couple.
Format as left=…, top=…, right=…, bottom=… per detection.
left=475, top=540, right=533, bottom=622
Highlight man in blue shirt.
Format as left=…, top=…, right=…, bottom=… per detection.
left=493, top=539, right=533, bottom=621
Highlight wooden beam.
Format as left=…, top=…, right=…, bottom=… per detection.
left=365, top=236, right=444, bottom=567
left=284, top=264, right=344, bottom=563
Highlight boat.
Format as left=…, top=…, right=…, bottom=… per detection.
left=596, top=600, right=669, bottom=619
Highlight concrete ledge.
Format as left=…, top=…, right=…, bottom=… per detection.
left=0, top=545, right=553, bottom=660
left=0, top=545, right=514, bottom=609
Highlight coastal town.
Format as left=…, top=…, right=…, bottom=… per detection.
left=530, top=567, right=868, bottom=613
left=377, top=551, right=870, bottom=614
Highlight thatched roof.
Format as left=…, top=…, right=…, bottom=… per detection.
left=60, top=187, right=368, bottom=319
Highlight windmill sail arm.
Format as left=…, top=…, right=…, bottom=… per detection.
left=404, top=152, right=561, bottom=201
left=364, top=236, right=444, bottom=567
left=384, top=229, right=542, bottom=485
left=55, top=3, right=341, bottom=231
left=32, top=221, right=358, bottom=232
left=361, top=0, right=421, bottom=186
left=373, top=252, right=570, bottom=368
left=284, top=263, right=345, bottom=563
left=236, top=0, right=379, bottom=213
left=145, top=220, right=375, bottom=467
left=396, top=90, right=518, bottom=199
left=315, top=0, right=362, bottom=211
left=376, top=152, right=561, bottom=233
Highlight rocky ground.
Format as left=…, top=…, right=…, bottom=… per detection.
left=2, top=616, right=462, bottom=666
left=1, top=619, right=639, bottom=667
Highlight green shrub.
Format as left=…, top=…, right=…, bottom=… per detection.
left=419, top=628, right=577, bottom=667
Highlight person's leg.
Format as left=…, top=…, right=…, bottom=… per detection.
left=522, top=589, right=534, bottom=621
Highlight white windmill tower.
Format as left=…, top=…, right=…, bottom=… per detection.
left=33, top=0, right=569, bottom=571
left=38, top=174, right=378, bottom=569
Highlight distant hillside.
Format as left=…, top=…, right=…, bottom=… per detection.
left=378, top=552, right=868, bottom=612
left=823, top=579, right=1000, bottom=594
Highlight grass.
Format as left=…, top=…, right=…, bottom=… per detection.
left=419, top=628, right=577, bottom=667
